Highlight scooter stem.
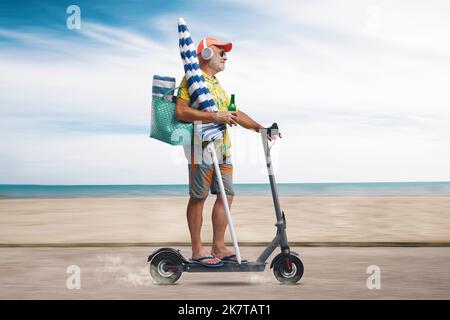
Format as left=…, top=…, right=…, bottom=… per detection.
left=207, top=141, right=242, bottom=264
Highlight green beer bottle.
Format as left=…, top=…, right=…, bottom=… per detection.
left=228, top=94, right=237, bottom=112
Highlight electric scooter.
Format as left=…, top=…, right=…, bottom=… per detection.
left=147, top=123, right=304, bottom=284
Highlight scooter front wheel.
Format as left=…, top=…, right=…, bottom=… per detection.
left=273, top=254, right=304, bottom=285
left=149, top=251, right=183, bottom=285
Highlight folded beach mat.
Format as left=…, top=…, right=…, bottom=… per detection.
left=152, top=75, right=176, bottom=102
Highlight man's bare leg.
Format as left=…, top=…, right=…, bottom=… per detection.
left=187, top=197, right=221, bottom=264
left=211, top=194, right=239, bottom=259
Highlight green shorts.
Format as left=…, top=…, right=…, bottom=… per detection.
left=188, top=162, right=234, bottom=200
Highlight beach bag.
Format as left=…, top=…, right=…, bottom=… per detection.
left=150, top=75, right=193, bottom=146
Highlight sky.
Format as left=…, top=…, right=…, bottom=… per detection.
left=0, top=0, right=449, bottom=184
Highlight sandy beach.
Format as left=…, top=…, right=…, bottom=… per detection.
left=1, top=196, right=449, bottom=245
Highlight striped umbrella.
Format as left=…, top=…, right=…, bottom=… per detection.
left=178, top=17, right=225, bottom=142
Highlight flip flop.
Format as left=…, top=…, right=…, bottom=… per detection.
left=190, top=255, right=224, bottom=267
left=220, top=255, right=248, bottom=264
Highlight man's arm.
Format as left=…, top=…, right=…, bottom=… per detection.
left=175, top=98, right=239, bottom=125
left=236, top=110, right=265, bottom=132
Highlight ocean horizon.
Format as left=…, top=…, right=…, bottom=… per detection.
left=1, top=182, right=450, bottom=198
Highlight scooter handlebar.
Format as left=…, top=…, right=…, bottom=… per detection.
left=266, top=122, right=281, bottom=139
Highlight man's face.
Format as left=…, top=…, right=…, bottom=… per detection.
left=207, top=45, right=227, bottom=72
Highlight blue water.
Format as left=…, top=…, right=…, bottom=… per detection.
left=1, top=182, right=450, bottom=198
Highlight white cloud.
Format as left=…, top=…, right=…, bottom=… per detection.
left=0, top=132, right=188, bottom=184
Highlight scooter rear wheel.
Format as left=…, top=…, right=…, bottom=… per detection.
left=273, top=254, right=304, bottom=285
left=149, top=252, right=182, bottom=285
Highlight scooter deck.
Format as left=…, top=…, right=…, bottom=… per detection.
left=183, top=261, right=266, bottom=272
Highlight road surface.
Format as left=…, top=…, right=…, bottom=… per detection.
left=1, top=246, right=449, bottom=299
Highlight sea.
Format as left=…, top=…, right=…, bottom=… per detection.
left=1, top=182, right=450, bottom=199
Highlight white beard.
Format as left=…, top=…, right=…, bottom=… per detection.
left=208, top=58, right=225, bottom=72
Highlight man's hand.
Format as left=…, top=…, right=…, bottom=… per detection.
left=213, top=111, right=239, bottom=126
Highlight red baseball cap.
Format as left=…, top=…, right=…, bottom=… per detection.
left=197, top=37, right=233, bottom=55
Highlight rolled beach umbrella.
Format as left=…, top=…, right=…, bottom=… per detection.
left=177, top=17, right=225, bottom=142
